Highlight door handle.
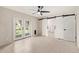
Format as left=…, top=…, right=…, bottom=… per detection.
left=64, top=29, right=67, bottom=31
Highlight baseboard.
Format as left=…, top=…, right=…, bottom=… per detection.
left=56, top=38, right=75, bottom=43
left=15, top=36, right=31, bottom=41
left=0, top=41, right=13, bottom=49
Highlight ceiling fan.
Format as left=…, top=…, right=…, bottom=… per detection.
left=33, top=6, right=50, bottom=15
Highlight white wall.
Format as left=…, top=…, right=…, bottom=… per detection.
left=76, top=8, right=79, bottom=47
left=0, top=7, right=39, bottom=47
left=77, top=14, right=79, bottom=47
left=74, top=7, right=79, bottom=47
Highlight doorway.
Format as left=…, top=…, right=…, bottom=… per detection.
left=47, top=18, right=56, bottom=37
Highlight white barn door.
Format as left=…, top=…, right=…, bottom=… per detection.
left=55, top=17, right=64, bottom=39
left=63, top=16, right=75, bottom=42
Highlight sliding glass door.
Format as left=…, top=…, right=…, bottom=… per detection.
left=15, top=18, right=30, bottom=40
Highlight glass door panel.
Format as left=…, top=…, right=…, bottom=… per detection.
left=24, top=20, right=30, bottom=37
left=16, top=20, right=23, bottom=39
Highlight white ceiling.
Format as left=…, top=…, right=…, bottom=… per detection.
left=3, top=6, right=76, bottom=19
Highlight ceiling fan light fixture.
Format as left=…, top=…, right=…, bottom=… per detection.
left=37, top=12, right=40, bottom=15
left=32, top=6, right=50, bottom=15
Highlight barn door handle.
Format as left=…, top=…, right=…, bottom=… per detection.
left=64, top=29, right=67, bottom=31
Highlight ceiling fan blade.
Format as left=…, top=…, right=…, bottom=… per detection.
left=41, top=11, right=50, bottom=13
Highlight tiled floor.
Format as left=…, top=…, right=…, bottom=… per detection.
left=0, top=36, right=79, bottom=53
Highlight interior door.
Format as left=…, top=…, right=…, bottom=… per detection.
left=64, top=16, right=75, bottom=42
